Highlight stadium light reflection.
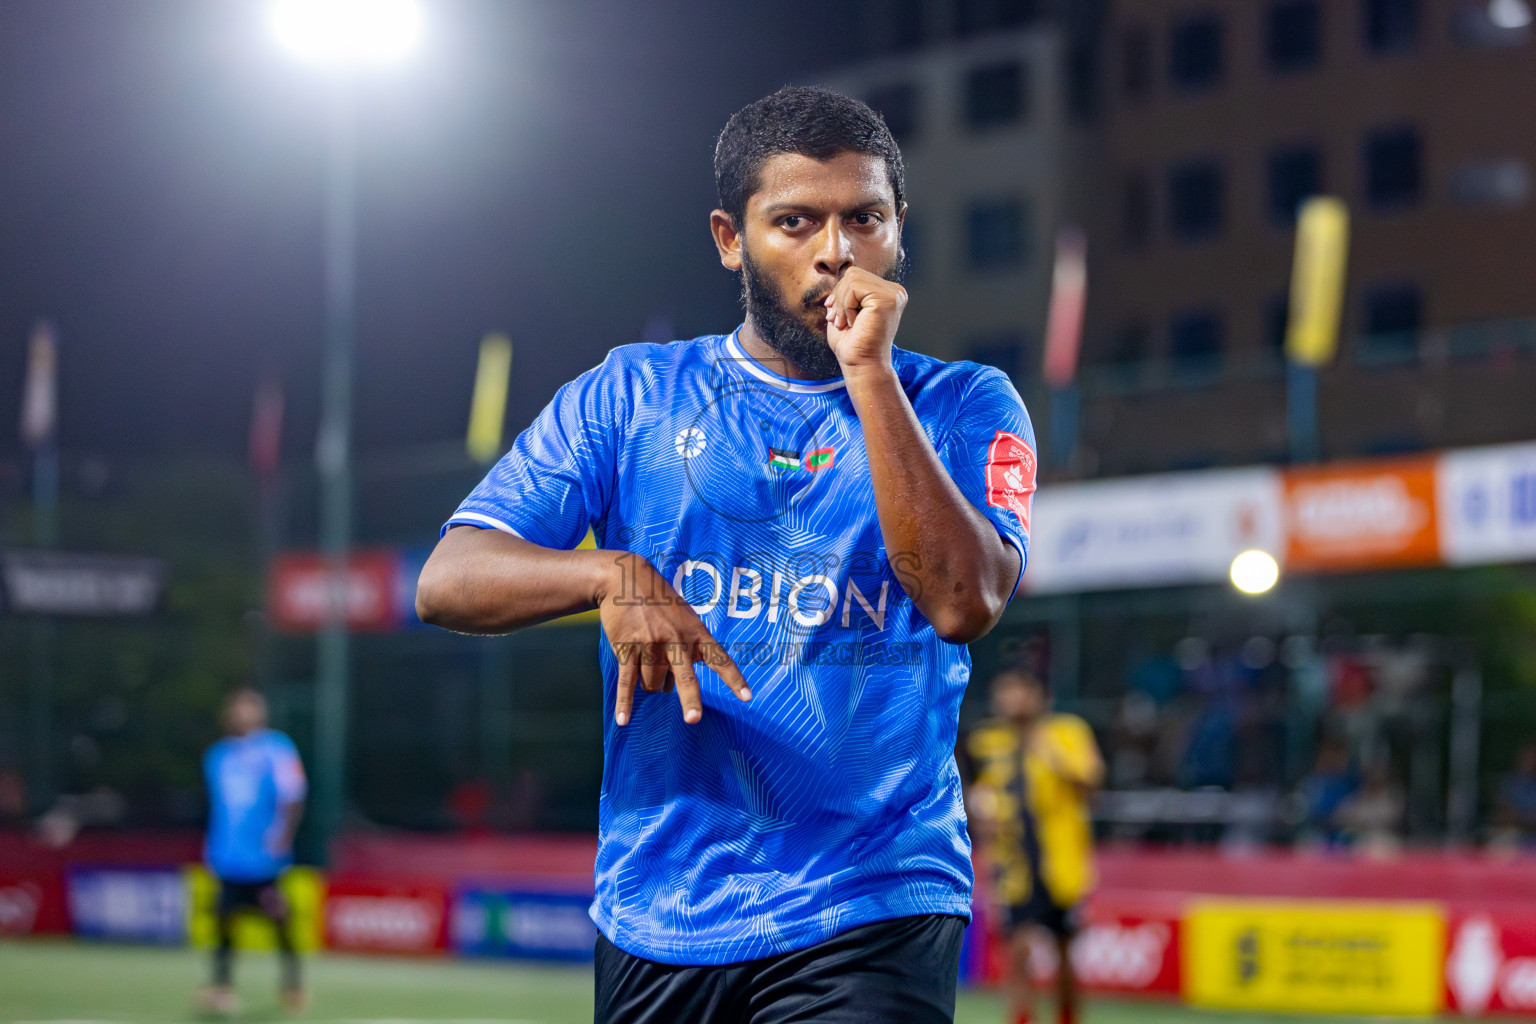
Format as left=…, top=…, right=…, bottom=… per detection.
left=1230, top=549, right=1281, bottom=595
left=269, top=0, right=423, bottom=67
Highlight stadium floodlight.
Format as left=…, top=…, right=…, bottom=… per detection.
left=265, top=0, right=425, bottom=859
left=1489, top=0, right=1533, bottom=29
left=1230, top=550, right=1281, bottom=595
left=269, top=0, right=423, bottom=67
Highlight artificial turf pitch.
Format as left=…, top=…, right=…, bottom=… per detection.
left=0, top=939, right=1410, bottom=1024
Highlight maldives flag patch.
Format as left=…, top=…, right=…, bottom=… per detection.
left=804, top=447, right=834, bottom=471
left=984, top=430, right=1036, bottom=534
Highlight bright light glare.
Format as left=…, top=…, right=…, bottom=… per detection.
left=1489, top=0, right=1534, bottom=30
left=270, top=0, right=422, bottom=66
left=1230, top=550, right=1281, bottom=595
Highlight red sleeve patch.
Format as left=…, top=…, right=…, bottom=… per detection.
left=984, top=430, right=1036, bottom=535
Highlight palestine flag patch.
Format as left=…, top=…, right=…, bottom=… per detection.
left=768, top=447, right=800, bottom=471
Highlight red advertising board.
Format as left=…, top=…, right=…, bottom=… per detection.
left=323, top=878, right=449, bottom=955
left=1446, top=909, right=1536, bottom=1017
left=0, top=871, right=69, bottom=935
left=968, top=890, right=1181, bottom=997
left=268, top=551, right=401, bottom=633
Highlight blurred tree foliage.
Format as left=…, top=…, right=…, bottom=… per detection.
left=0, top=456, right=259, bottom=825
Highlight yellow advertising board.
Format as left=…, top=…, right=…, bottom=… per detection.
left=1184, top=899, right=1445, bottom=1016
left=185, top=865, right=325, bottom=952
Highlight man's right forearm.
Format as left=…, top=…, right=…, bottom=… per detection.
left=415, top=525, right=618, bottom=634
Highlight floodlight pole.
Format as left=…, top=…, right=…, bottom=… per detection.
left=312, top=78, right=356, bottom=862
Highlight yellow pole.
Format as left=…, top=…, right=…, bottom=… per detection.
left=466, top=333, right=513, bottom=463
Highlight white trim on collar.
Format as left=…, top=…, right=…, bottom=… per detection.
left=724, top=330, right=848, bottom=394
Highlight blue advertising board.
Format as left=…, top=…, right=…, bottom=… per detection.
left=66, top=866, right=186, bottom=944
left=451, top=886, right=596, bottom=961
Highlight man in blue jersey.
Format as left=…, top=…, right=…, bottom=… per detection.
left=417, top=85, right=1037, bottom=1022
left=199, top=688, right=307, bottom=1015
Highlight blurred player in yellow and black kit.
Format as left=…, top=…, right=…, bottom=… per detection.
left=966, top=668, right=1103, bottom=1024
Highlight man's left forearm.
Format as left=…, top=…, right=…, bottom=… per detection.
left=845, top=366, right=1017, bottom=643
left=277, top=801, right=303, bottom=853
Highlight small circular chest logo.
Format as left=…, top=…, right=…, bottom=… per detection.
left=675, top=427, right=707, bottom=458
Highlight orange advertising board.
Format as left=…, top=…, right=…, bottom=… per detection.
left=1283, top=456, right=1440, bottom=571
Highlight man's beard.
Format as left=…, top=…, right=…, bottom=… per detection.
left=740, top=244, right=906, bottom=380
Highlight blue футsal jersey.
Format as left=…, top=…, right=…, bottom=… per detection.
left=446, top=328, right=1037, bottom=965
left=204, top=729, right=307, bottom=883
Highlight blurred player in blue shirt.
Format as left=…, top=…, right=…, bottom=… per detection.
left=199, top=688, right=307, bottom=1015
left=418, top=86, right=1036, bottom=1023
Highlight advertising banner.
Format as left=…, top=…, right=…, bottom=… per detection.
left=186, top=866, right=323, bottom=952
left=959, top=890, right=1180, bottom=995
left=66, top=866, right=187, bottom=944
left=1437, top=441, right=1536, bottom=567
left=0, top=551, right=166, bottom=616
left=268, top=551, right=403, bottom=633
left=1282, top=457, right=1441, bottom=572
left=452, top=887, right=596, bottom=961
left=1445, top=910, right=1536, bottom=1017
left=1024, top=468, right=1284, bottom=593
left=1183, top=898, right=1445, bottom=1015
left=323, top=878, right=450, bottom=954
left=0, top=871, right=68, bottom=935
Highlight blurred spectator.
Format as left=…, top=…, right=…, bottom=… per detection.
left=1492, top=743, right=1536, bottom=849
left=449, top=777, right=493, bottom=836
left=34, top=787, right=128, bottom=848
left=1335, top=758, right=1405, bottom=855
left=0, top=767, right=26, bottom=827
left=1107, top=692, right=1158, bottom=789
left=506, top=767, right=545, bottom=832
left=1296, top=736, right=1358, bottom=844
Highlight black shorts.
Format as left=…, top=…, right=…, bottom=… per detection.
left=1005, top=888, right=1082, bottom=937
left=595, top=913, right=966, bottom=1024
left=216, top=877, right=288, bottom=919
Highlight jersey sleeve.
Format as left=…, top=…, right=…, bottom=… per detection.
left=445, top=350, right=626, bottom=550
left=940, top=367, right=1037, bottom=598
left=270, top=734, right=308, bottom=804
left=1048, top=716, right=1104, bottom=788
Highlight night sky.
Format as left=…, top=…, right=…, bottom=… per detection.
left=0, top=0, right=858, bottom=464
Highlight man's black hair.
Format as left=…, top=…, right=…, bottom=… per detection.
left=992, top=664, right=1050, bottom=695
left=714, top=85, right=906, bottom=230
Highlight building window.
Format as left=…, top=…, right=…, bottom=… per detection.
left=1448, top=158, right=1532, bottom=208
left=1065, top=40, right=1099, bottom=122
left=1364, top=0, right=1419, bottom=53
left=866, top=82, right=920, bottom=145
left=1360, top=282, right=1422, bottom=362
left=1122, top=172, right=1153, bottom=246
left=956, top=0, right=1042, bottom=37
left=1268, top=144, right=1323, bottom=224
left=1110, top=321, right=1150, bottom=365
left=1121, top=24, right=1154, bottom=97
left=1169, top=309, right=1224, bottom=368
left=1364, top=126, right=1422, bottom=209
left=1364, top=282, right=1422, bottom=334
left=1452, top=1, right=1534, bottom=47
left=1169, top=12, right=1224, bottom=90
left=1267, top=0, right=1323, bottom=71
left=966, top=198, right=1030, bottom=270
left=1167, top=159, right=1224, bottom=240
left=1264, top=294, right=1291, bottom=355
left=964, top=61, right=1029, bottom=130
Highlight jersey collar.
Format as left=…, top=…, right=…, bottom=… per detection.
left=723, top=327, right=847, bottom=394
